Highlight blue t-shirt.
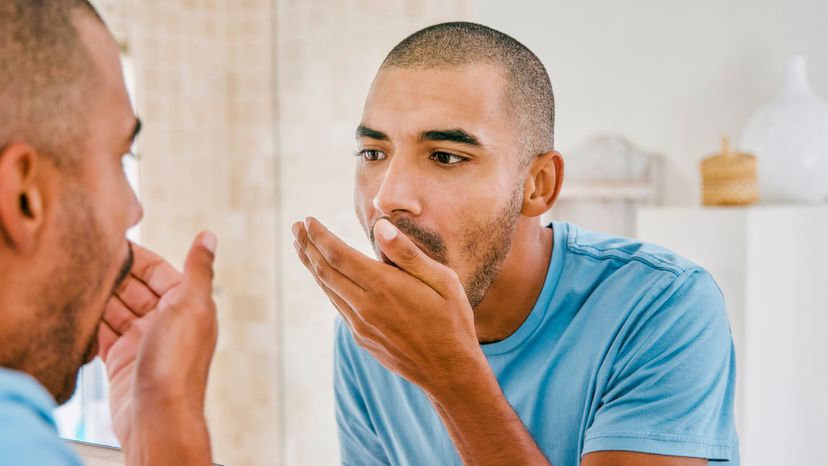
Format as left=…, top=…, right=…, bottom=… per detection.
left=0, top=368, right=84, bottom=465
left=334, top=222, right=739, bottom=466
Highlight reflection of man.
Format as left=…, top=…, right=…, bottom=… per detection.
left=294, top=22, right=739, bottom=466
left=0, top=1, right=217, bottom=464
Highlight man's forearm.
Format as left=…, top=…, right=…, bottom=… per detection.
left=127, top=399, right=213, bottom=466
left=426, top=353, right=552, bottom=466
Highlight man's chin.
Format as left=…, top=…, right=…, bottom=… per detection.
left=82, top=336, right=99, bottom=365
left=53, top=338, right=98, bottom=405
left=53, top=366, right=82, bottom=405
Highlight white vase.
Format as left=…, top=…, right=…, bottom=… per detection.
left=741, top=56, right=828, bottom=202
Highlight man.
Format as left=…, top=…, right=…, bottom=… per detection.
left=0, top=1, right=218, bottom=464
left=293, top=22, right=739, bottom=466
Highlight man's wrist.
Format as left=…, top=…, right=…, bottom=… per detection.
left=135, top=386, right=204, bottom=413
left=128, top=397, right=212, bottom=466
left=425, top=347, right=501, bottom=409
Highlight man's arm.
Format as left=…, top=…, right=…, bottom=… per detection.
left=293, top=218, right=715, bottom=466
left=99, top=233, right=218, bottom=466
left=427, top=353, right=552, bottom=466
left=580, top=269, right=737, bottom=465
left=582, top=452, right=706, bottom=466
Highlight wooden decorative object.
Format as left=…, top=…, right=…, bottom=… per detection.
left=700, top=136, right=758, bottom=206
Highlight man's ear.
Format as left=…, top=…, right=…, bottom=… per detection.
left=0, top=142, right=46, bottom=253
left=521, top=150, right=564, bottom=217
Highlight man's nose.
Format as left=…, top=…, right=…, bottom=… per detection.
left=372, top=156, right=422, bottom=217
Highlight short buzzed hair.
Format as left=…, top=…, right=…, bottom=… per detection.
left=382, top=22, right=555, bottom=161
left=0, top=0, right=105, bottom=169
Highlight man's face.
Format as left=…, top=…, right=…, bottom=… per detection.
left=23, top=15, right=143, bottom=404
left=354, top=64, right=526, bottom=307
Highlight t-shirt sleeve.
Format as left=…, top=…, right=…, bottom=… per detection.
left=583, top=268, right=739, bottom=462
left=333, top=318, right=391, bottom=466
left=0, top=398, right=85, bottom=466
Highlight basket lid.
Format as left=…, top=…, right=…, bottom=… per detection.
left=701, top=135, right=756, bottom=168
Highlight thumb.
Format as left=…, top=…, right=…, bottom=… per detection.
left=183, top=231, right=217, bottom=292
left=373, top=219, right=455, bottom=295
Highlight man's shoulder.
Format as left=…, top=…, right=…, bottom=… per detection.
left=0, top=368, right=84, bottom=465
left=555, top=222, right=726, bottom=327
left=559, top=222, right=701, bottom=276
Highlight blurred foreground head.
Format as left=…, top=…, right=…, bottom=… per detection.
left=0, top=0, right=143, bottom=403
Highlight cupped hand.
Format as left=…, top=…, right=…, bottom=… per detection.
left=98, top=232, right=218, bottom=465
left=292, top=217, right=483, bottom=395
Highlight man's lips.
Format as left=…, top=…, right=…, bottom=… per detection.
left=371, top=218, right=447, bottom=266
left=376, top=237, right=443, bottom=268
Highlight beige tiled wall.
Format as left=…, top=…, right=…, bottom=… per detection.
left=92, top=1, right=468, bottom=465
left=94, top=2, right=281, bottom=465
left=276, top=3, right=471, bottom=465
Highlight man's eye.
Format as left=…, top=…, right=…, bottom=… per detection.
left=357, top=149, right=386, bottom=162
left=431, top=152, right=466, bottom=165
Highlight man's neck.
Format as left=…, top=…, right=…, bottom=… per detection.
left=0, top=258, right=36, bottom=369
left=472, top=219, right=553, bottom=344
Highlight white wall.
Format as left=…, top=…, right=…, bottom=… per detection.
left=474, top=0, right=828, bottom=204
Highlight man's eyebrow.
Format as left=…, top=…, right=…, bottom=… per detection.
left=420, top=129, right=482, bottom=147
left=129, top=117, right=142, bottom=144
left=356, top=124, right=389, bottom=141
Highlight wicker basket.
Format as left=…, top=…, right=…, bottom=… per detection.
left=700, top=136, right=758, bottom=206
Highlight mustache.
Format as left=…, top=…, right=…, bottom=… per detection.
left=112, top=242, right=135, bottom=291
left=370, top=216, right=448, bottom=264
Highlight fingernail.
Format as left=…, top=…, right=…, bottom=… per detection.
left=202, top=232, right=218, bottom=254
left=375, top=219, right=398, bottom=241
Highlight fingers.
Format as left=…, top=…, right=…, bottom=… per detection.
left=297, top=218, right=379, bottom=289
left=115, top=275, right=160, bottom=317
left=111, top=242, right=180, bottom=321
left=373, top=218, right=456, bottom=297
left=100, top=239, right=200, bottom=361
left=182, top=231, right=217, bottom=293
left=292, top=221, right=367, bottom=305
left=97, top=320, right=119, bottom=362
left=293, top=239, right=381, bottom=350
left=102, top=296, right=142, bottom=335
left=100, top=294, right=144, bottom=363
left=130, top=241, right=183, bottom=296
left=293, top=239, right=361, bottom=321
